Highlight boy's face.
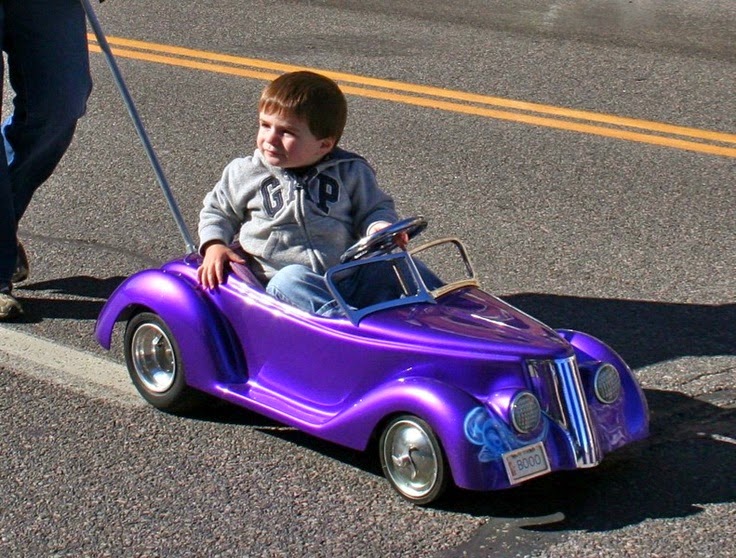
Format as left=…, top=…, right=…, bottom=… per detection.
left=257, top=110, right=335, bottom=169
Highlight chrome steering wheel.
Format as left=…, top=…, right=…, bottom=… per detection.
left=340, top=216, right=427, bottom=263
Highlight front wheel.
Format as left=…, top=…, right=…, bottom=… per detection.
left=124, top=312, right=200, bottom=413
left=379, top=415, right=448, bottom=505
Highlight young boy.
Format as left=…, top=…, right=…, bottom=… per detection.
left=197, top=71, right=405, bottom=315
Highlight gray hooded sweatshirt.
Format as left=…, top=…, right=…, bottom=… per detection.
left=198, top=148, right=398, bottom=283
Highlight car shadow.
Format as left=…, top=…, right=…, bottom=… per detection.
left=179, top=402, right=380, bottom=474
left=8, top=279, right=736, bottom=529
left=13, top=281, right=733, bottom=370
left=502, top=293, right=734, bottom=369
left=447, top=292, right=736, bottom=527
left=439, top=388, right=735, bottom=530
left=183, top=385, right=736, bottom=532
left=182, top=293, right=735, bottom=529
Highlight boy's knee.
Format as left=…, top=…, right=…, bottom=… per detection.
left=269, top=264, right=312, bottom=287
left=266, top=265, right=313, bottom=298
left=266, top=265, right=334, bottom=314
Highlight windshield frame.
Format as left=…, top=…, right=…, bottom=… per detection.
left=325, top=238, right=479, bottom=325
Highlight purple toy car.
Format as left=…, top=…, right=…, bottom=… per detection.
left=96, top=217, right=649, bottom=505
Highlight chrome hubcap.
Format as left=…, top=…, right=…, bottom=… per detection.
left=130, top=322, right=176, bottom=393
left=383, top=419, right=439, bottom=499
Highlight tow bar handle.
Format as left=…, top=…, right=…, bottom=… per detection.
left=80, top=0, right=197, bottom=254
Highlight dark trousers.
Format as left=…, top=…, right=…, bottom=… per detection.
left=0, top=0, right=92, bottom=282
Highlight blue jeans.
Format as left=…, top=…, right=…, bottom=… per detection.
left=0, top=0, right=92, bottom=283
left=267, top=261, right=442, bottom=317
left=267, top=265, right=343, bottom=316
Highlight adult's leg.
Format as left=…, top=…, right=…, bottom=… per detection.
left=0, top=5, right=13, bottom=282
left=0, top=0, right=91, bottom=282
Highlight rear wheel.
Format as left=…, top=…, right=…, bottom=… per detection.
left=124, top=312, right=200, bottom=413
left=379, top=415, right=448, bottom=505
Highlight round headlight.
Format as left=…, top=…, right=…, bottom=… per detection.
left=510, top=391, right=542, bottom=434
left=594, top=363, right=621, bottom=404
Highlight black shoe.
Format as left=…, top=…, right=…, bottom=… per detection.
left=11, top=242, right=29, bottom=283
left=0, top=282, right=23, bottom=320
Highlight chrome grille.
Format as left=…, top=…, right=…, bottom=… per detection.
left=527, top=356, right=602, bottom=467
left=527, top=359, right=566, bottom=426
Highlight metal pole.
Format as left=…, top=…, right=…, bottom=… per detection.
left=80, top=0, right=197, bottom=254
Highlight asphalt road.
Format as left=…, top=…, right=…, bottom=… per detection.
left=1, top=1, right=734, bottom=556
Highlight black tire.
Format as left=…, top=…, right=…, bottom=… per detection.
left=123, top=312, right=200, bottom=413
left=379, top=414, right=448, bottom=505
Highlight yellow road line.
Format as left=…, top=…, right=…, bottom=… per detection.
left=89, top=36, right=736, bottom=159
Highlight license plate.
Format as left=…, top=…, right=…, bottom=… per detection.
left=503, top=442, right=551, bottom=485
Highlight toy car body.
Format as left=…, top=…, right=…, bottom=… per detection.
left=95, top=221, right=649, bottom=504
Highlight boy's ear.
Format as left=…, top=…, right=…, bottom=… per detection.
left=320, top=137, right=336, bottom=152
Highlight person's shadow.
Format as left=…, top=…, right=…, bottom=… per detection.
left=13, top=275, right=126, bottom=322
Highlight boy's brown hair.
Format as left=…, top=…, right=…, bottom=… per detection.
left=258, top=71, right=347, bottom=144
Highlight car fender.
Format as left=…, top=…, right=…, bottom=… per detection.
left=320, top=375, right=495, bottom=490
left=557, top=329, right=649, bottom=441
left=95, top=269, right=246, bottom=389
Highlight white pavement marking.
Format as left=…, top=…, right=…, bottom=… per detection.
left=0, top=325, right=143, bottom=407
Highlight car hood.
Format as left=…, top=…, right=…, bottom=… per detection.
left=363, top=287, right=570, bottom=358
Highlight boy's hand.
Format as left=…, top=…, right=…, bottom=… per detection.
left=368, top=221, right=409, bottom=250
left=197, top=241, right=246, bottom=290
left=393, top=231, right=410, bottom=250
